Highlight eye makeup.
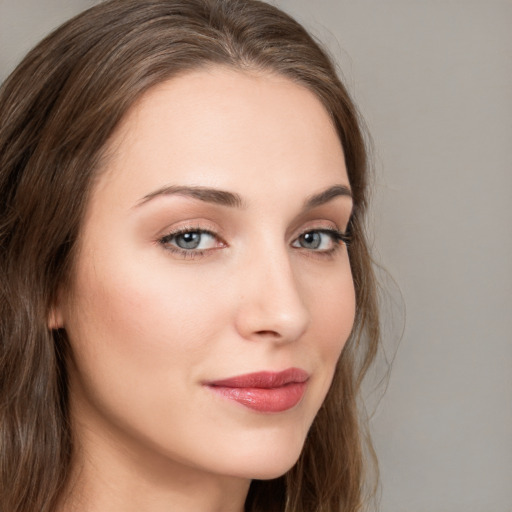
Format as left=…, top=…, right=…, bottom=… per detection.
left=156, top=223, right=350, bottom=261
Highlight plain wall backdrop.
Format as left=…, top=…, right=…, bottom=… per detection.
left=1, top=1, right=511, bottom=511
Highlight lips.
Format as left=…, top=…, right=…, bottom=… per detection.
left=205, top=368, right=309, bottom=413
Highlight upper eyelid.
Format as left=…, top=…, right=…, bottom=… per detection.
left=162, top=226, right=216, bottom=237
left=158, top=221, right=223, bottom=239
left=158, top=221, right=347, bottom=240
left=158, top=228, right=224, bottom=257
left=291, top=219, right=344, bottom=238
left=293, top=227, right=348, bottom=243
left=160, top=226, right=346, bottom=250
left=159, top=226, right=224, bottom=246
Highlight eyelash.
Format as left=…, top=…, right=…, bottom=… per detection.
left=296, top=229, right=351, bottom=260
left=157, top=226, right=350, bottom=260
left=304, top=229, right=351, bottom=251
left=158, top=226, right=221, bottom=259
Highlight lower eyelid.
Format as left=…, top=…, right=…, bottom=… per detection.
left=289, top=232, right=343, bottom=256
left=157, top=228, right=226, bottom=257
left=158, top=226, right=346, bottom=256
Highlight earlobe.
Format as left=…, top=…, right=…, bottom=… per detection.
left=47, top=289, right=65, bottom=330
left=47, top=305, right=65, bottom=330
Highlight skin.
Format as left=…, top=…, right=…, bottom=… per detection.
left=52, top=67, right=356, bottom=512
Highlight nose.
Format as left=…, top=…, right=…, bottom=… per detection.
left=234, top=246, right=310, bottom=343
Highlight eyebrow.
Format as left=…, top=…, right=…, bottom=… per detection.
left=135, top=183, right=352, bottom=210
left=136, top=185, right=245, bottom=208
left=303, top=184, right=352, bottom=209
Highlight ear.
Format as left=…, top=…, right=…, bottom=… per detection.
left=48, top=305, right=64, bottom=330
left=47, top=289, right=65, bottom=330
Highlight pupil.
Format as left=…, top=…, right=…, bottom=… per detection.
left=177, top=232, right=201, bottom=249
left=301, top=232, right=321, bottom=249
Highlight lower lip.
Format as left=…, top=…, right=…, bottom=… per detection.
left=207, top=382, right=307, bottom=413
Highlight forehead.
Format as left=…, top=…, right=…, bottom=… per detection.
left=96, top=66, right=348, bottom=205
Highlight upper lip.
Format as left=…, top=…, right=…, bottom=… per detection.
left=206, top=367, right=309, bottom=389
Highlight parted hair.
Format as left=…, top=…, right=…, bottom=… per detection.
left=0, top=1, right=380, bottom=511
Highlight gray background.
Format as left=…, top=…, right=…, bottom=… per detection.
left=1, top=1, right=511, bottom=511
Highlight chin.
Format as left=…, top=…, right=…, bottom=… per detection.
left=245, top=457, right=301, bottom=481
left=217, top=429, right=308, bottom=481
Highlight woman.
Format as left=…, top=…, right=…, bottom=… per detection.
left=0, top=0, right=380, bottom=511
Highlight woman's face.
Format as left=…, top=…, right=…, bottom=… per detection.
left=54, top=68, right=355, bottom=485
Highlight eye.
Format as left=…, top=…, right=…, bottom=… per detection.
left=291, top=229, right=348, bottom=252
left=159, top=229, right=223, bottom=253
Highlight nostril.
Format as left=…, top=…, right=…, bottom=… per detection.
left=254, top=329, right=282, bottom=338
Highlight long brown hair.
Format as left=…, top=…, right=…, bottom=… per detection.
left=0, top=1, right=380, bottom=511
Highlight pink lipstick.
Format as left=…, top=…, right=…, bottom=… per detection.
left=205, top=368, right=309, bottom=413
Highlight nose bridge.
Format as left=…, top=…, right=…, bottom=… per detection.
left=235, top=236, right=310, bottom=342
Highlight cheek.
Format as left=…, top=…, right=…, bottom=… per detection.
left=63, top=252, right=226, bottom=414
left=74, top=265, right=214, bottom=354
left=324, top=278, right=355, bottom=348
left=61, top=255, right=240, bottom=470
left=306, top=267, right=356, bottom=375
